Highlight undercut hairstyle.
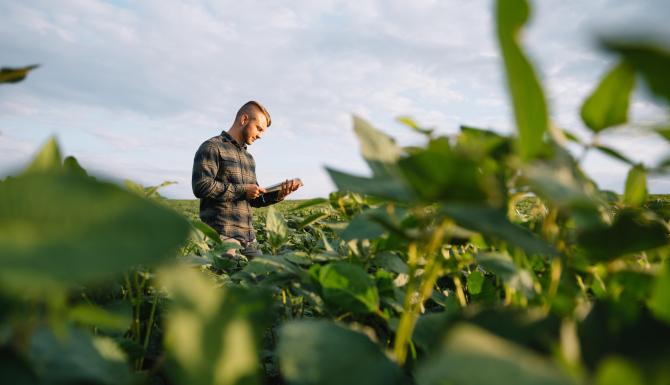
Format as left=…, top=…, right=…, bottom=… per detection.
left=236, top=101, right=271, bottom=127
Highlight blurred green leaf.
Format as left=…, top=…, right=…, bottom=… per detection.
left=68, top=304, right=131, bottom=332
left=29, top=326, right=133, bottom=385
left=594, top=356, right=644, bottom=385
left=578, top=209, right=668, bottom=262
left=649, top=263, right=670, bottom=325
left=624, top=165, right=647, bottom=207
left=0, top=173, right=191, bottom=293
left=416, top=324, right=574, bottom=385
left=655, top=126, right=670, bottom=143
left=191, top=220, right=223, bottom=245
left=397, top=116, right=434, bottom=136
left=605, top=41, right=670, bottom=104
left=468, top=271, right=485, bottom=295
left=266, top=206, right=289, bottom=249
left=441, top=204, right=557, bottom=256
left=160, top=266, right=273, bottom=385
left=352, top=115, right=402, bottom=178
left=580, top=61, right=635, bottom=133
left=339, top=211, right=386, bottom=241
left=0, top=348, right=40, bottom=385
left=0, top=64, right=39, bottom=84
left=298, top=211, right=329, bottom=230
left=476, top=253, right=534, bottom=295
left=278, top=320, right=402, bottom=385
left=62, top=156, right=88, bottom=177
left=290, top=197, right=328, bottom=211
left=326, top=167, right=413, bottom=201
left=496, top=0, right=548, bottom=160
left=593, top=145, right=635, bottom=165
left=373, top=252, right=408, bottom=275
left=318, top=262, right=379, bottom=314
left=25, top=137, right=62, bottom=174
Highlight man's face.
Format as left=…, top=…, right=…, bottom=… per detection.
left=241, top=112, right=268, bottom=145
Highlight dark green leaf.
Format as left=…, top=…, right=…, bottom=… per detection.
left=339, top=212, right=386, bottom=241
left=580, top=61, right=636, bottom=132
left=649, top=263, right=670, bottom=324
left=68, top=304, right=132, bottom=332
left=318, top=262, right=379, bottom=314
left=624, top=165, right=647, bottom=207
left=416, top=324, right=574, bottom=385
left=0, top=348, right=39, bottom=385
left=441, top=204, right=557, bottom=256
left=298, top=211, right=329, bottom=229
left=29, top=327, right=133, bottom=385
left=0, top=64, right=39, bottom=84
left=373, top=252, right=408, bottom=275
left=578, top=209, right=668, bottom=262
left=605, top=41, right=670, bottom=104
left=191, top=220, right=223, bottom=244
left=278, top=320, right=402, bottom=385
left=0, top=173, right=191, bottom=293
left=352, top=115, right=402, bottom=178
left=496, top=0, right=548, bottom=160
left=326, top=167, right=413, bottom=201
left=476, top=253, right=534, bottom=295
left=62, top=156, right=88, bottom=177
left=593, top=145, right=635, bottom=165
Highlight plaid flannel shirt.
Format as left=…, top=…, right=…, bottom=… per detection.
left=192, top=131, right=279, bottom=242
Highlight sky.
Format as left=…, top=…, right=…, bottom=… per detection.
left=1, top=0, right=669, bottom=199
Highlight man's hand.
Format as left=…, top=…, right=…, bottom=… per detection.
left=278, top=179, right=301, bottom=200
left=244, top=184, right=266, bottom=200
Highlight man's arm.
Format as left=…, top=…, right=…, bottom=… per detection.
left=249, top=179, right=301, bottom=207
left=191, top=142, right=246, bottom=201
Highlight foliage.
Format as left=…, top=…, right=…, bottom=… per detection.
left=2, top=1, right=670, bottom=384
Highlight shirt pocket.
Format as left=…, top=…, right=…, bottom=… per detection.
left=221, top=155, right=243, bottom=184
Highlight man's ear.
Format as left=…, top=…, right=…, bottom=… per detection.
left=239, top=113, right=249, bottom=125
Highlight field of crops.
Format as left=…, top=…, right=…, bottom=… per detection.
left=2, top=0, right=670, bottom=384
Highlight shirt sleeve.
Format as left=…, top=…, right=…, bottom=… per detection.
left=192, top=142, right=246, bottom=201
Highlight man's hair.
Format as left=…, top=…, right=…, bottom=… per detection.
left=236, top=101, right=271, bottom=127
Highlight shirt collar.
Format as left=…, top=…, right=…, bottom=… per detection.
left=221, top=131, right=247, bottom=150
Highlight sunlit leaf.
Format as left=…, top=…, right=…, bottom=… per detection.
left=397, top=116, right=434, bottom=136
left=468, top=271, right=485, bottom=295
left=266, top=206, right=289, bottom=249
left=278, top=320, right=402, bottom=385
left=318, top=262, right=379, bottom=314
left=594, top=357, right=644, bottom=385
left=191, top=220, right=223, bottom=245
left=623, top=165, right=647, bottom=207
left=580, top=61, right=635, bottom=133
left=298, top=211, right=329, bottom=229
left=24, top=137, right=62, bottom=174
left=0, top=173, right=191, bottom=293
left=159, top=266, right=273, bottom=385
left=496, top=0, right=548, bottom=160
left=649, top=263, right=670, bottom=325
left=290, top=197, right=328, bottom=211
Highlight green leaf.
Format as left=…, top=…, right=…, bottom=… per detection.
left=593, top=145, right=635, bottom=165
left=290, top=197, right=328, bottom=211
left=397, top=116, right=434, bottom=136
left=68, top=304, right=132, bottom=332
left=62, top=156, right=88, bottom=177
left=0, top=348, right=40, bottom=385
left=655, top=126, right=670, bottom=143
left=25, top=137, right=62, bottom=174
left=278, top=320, right=402, bottom=385
left=318, top=262, right=379, bottom=314
left=339, top=212, right=386, bottom=241
left=29, top=326, right=133, bottom=385
left=605, top=41, right=670, bottom=104
left=496, top=0, right=548, bottom=160
left=649, top=263, right=670, bottom=324
left=373, top=252, right=409, bottom=275
left=441, top=204, right=557, bottom=256
left=623, top=165, right=647, bottom=207
left=266, top=206, right=289, bottom=248
left=298, top=211, right=329, bottom=229
left=0, top=173, right=191, bottom=293
left=0, top=64, right=39, bottom=84
left=468, top=271, right=485, bottom=295
left=594, top=357, right=644, bottom=385
left=159, top=266, right=273, bottom=385
left=326, top=167, right=413, bottom=201
left=476, top=253, right=534, bottom=295
left=578, top=209, right=668, bottom=262
left=191, top=220, right=223, bottom=245
left=580, top=61, right=636, bottom=133
left=416, top=324, right=574, bottom=385
left=352, top=115, right=402, bottom=178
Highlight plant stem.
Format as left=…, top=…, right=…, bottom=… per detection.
left=137, top=290, right=159, bottom=370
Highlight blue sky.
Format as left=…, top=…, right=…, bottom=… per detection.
left=1, top=0, right=669, bottom=199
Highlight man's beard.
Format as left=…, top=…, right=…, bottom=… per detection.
left=241, top=123, right=253, bottom=144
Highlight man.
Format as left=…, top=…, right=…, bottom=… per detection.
left=191, top=101, right=301, bottom=257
